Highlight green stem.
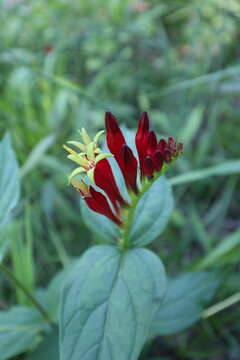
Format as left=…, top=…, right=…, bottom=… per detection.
left=0, top=263, right=53, bottom=326
left=202, top=292, right=240, bottom=319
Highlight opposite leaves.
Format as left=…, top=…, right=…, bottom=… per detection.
left=60, top=245, right=166, bottom=360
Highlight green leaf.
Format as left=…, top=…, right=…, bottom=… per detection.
left=60, top=245, right=166, bottom=360
left=170, top=160, right=240, bottom=186
left=129, top=176, right=174, bottom=246
left=26, top=327, right=59, bottom=360
left=0, top=132, right=20, bottom=228
left=20, top=134, right=56, bottom=178
left=80, top=201, right=119, bottom=243
left=150, top=272, right=220, bottom=336
left=0, top=306, right=46, bottom=360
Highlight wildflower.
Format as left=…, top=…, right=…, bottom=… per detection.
left=63, top=128, right=126, bottom=219
left=105, top=112, right=138, bottom=193
left=135, top=112, right=183, bottom=178
left=71, top=179, right=122, bottom=225
left=64, top=113, right=183, bottom=225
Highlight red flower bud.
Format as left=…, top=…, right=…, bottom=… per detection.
left=147, top=131, right=157, bottom=155
left=158, top=138, right=167, bottom=153
left=143, top=156, right=155, bottom=178
left=94, top=158, right=127, bottom=213
left=105, top=112, right=138, bottom=193
left=153, top=150, right=163, bottom=171
left=105, top=112, right=125, bottom=161
left=84, top=187, right=122, bottom=225
left=135, top=111, right=149, bottom=171
left=121, top=144, right=138, bottom=193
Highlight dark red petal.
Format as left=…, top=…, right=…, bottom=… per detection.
left=121, top=144, right=138, bottom=193
left=84, top=187, right=122, bottom=225
left=168, top=136, right=175, bottom=149
left=163, top=149, right=172, bottom=163
left=135, top=112, right=150, bottom=173
left=143, top=156, right=155, bottom=178
left=137, top=111, right=149, bottom=134
left=177, top=142, right=184, bottom=152
left=105, top=112, right=126, bottom=159
left=147, top=131, right=157, bottom=155
left=158, top=138, right=167, bottom=153
left=153, top=150, right=163, bottom=171
left=94, top=159, right=127, bottom=212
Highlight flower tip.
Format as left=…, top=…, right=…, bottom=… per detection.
left=138, top=111, right=150, bottom=132
left=105, top=112, right=119, bottom=133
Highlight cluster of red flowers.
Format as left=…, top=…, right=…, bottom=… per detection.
left=65, top=112, right=183, bottom=225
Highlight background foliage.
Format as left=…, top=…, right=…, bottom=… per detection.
left=0, top=0, right=240, bottom=359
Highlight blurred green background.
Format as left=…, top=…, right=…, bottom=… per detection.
left=0, top=0, right=240, bottom=359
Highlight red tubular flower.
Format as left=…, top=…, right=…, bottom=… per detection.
left=105, top=112, right=138, bottom=193
left=94, top=158, right=127, bottom=213
left=83, top=187, right=122, bottom=226
left=121, top=145, right=138, bottom=193
left=135, top=112, right=183, bottom=178
left=65, top=111, right=183, bottom=226
left=105, top=112, right=125, bottom=164
left=135, top=111, right=149, bottom=171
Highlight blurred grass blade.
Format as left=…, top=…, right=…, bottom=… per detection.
left=195, top=230, right=240, bottom=269
left=20, top=134, right=56, bottom=177
left=170, top=160, right=240, bottom=186
left=10, top=203, right=35, bottom=306
left=160, top=65, right=240, bottom=94
left=202, top=292, right=240, bottom=319
left=180, top=106, right=204, bottom=142
left=0, top=132, right=20, bottom=227
left=37, top=72, right=106, bottom=108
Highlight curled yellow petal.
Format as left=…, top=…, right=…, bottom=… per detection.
left=80, top=128, right=91, bottom=145
left=95, top=153, right=112, bottom=164
left=71, top=179, right=90, bottom=196
left=67, top=141, right=86, bottom=152
left=93, top=130, right=105, bottom=144
left=67, top=154, right=88, bottom=167
left=86, top=141, right=96, bottom=161
left=87, top=168, right=95, bottom=184
left=68, top=167, right=86, bottom=184
left=63, top=144, right=78, bottom=156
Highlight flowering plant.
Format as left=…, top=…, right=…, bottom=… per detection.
left=60, top=112, right=183, bottom=360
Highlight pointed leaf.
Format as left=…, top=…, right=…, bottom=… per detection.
left=60, top=245, right=166, bottom=360
left=129, top=176, right=174, bottom=246
left=150, top=272, right=220, bottom=336
left=0, top=306, right=46, bottom=360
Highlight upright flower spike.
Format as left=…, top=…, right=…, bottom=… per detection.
left=105, top=112, right=138, bottom=193
left=64, top=112, right=183, bottom=226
